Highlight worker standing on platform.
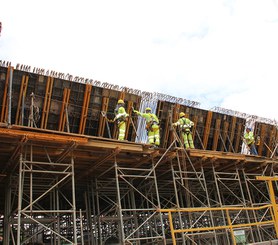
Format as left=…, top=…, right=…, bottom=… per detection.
left=114, top=99, right=129, bottom=141
left=133, top=107, right=160, bottom=148
left=173, top=112, right=195, bottom=149
left=244, top=128, right=258, bottom=155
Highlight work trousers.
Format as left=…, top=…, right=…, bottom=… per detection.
left=248, top=143, right=258, bottom=155
left=118, top=122, right=126, bottom=140
left=148, top=125, right=160, bottom=146
left=182, top=131, right=195, bottom=149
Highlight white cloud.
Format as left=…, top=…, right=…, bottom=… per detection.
left=1, top=0, right=278, bottom=120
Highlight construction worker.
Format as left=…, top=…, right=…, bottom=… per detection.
left=173, top=112, right=195, bottom=149
left=114, top=99, right=129, bottom=141
left=133, top=107, right=160, bottom=148
left=244, top=128, right=258, bottom=155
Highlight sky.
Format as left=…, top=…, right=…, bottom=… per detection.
left=1, top=0, right=278, bottom=122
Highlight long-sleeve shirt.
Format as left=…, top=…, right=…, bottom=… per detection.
left=134, top=110, right=159, bottom=124
left=244, top=131, right=255, bottom=145
left=173, top=118, right=194, bottom=132
left=114, top=106, right=128, bottom=122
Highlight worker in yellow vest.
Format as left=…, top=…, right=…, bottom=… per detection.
left=133, top=107, right=160, bottom=148
left=114, top=99, right=129, bottom=141
left=173, top=112, right=195, bottom=149
left=244, top=128, right=258, bottom=155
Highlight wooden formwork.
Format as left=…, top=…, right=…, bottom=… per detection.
left=0, top=64, right=278, bottom=244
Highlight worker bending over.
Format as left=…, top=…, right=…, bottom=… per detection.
left=133, top=107, right=160, bottom=148
left=173, top=112, right=195, bottom=149
left=244, top=128, right=258, bottom=155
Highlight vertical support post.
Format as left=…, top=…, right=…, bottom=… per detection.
left=236, top=168, right=255, bottom=242
left=203, top=111, right=213, bottom=149
left=212, top=119, right=221, bottom=151
left=1, top=66, right=10, bottom=123
left=84, top=190, right=92, bottom=245
left=258, top=124, right=267, bottom=156
left=16, top=75, right=29, bottom=125
left=220, top=121, right=229, bottom=152
left=58, top=88, right=71, bottom=132
left=228, top=117, right=237, bottom=152
left=268, top=180, right=278, bottom=236
left=71, top=156, right=78, bottom=245
left=98, top=97, right=109, bottom=137
left=56, top=177, right=61, bottom=245
left=125, top=101, right=133, bottom=140
left=212, top=166, right=231, bottom=245
left=168, top=211, right=176, bottom=245
left=151, top=160, right=166, bottom=244
left=17, top=154, right=23, bottom=245
left=3, top=175, right=12, bottom=245
left=234, top=123, right=243, bottom=153
left=79, top=84, right=92, bottom=134
left=256, top=176, right=278, bottom=237
left=114, top=161, right=125, bottom=244
left=202, top=166, right=219, bottom=245
left=170, top=160, right=186, bottom=245
left=80, top=209, right=84, bottom=245
left=225, top=209, right=237, bottom=245
left=40, top=77, right=54, bottom=129
left=242, top=170, right=263, bottom=241
left=8, top=66, right=13, bottom=125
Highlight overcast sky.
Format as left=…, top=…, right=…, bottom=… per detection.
left=1, top=0, right=278, bottom=122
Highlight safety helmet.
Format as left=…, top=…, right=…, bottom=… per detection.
left=145, top=107, right=152, bottom=113
left=117, top=99, right=124, bottom=104
left=179, top=112, right=185, bottom=117
left=246, top=127, right=251, bottom=131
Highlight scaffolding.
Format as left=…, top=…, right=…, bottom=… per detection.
left=0, top=62, right=278, bottom=245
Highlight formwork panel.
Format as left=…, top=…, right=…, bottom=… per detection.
left=0, top=65, right=278, bottom=245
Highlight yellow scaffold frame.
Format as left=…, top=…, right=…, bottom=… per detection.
left=159, top=176, right=278, bottom=245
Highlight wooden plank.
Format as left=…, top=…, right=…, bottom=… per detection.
left=258, top=124, right=266, bottom=156
left=15, top=75, right=29, bottom=125
left=156, top=100, right=164, bottom=120
left=58, top=88, right=71, bottom=132
left=203, top=111, right=213, bottom=149
left=188, top=148, right=245, bottom=161
left=212, top=119, right=221, bottom=151
left=125, top=101, right=134, bottom=140
left=98, top=97, right=109, bottom=137
left=220, top=121, right=229, bottom=152
left=162, top=103, right=179, bottom=148
left=228, top=116, right=237, bottom=152
left=158, top=101, right=166, bottom=148
left=266, top=125, right=277, bottom=158
left=0, top=127, right=87, bottom=144
left=234, top=123, right=242, bottom=153
left=79, top=84, right=92, bottom=134
left=173, top=103, right=180, bottom=123
left=1, top=66, right=13, bottom=123
left=40, top=77, right=54, bottom=129
left=118, top=92, right=125, bottom=101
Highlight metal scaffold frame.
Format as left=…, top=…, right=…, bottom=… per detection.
left=0, top=62, right=278, bottom=245
left=11, top=143, right=78, bottom=245
left=77, top=131, right=278, bottom=244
